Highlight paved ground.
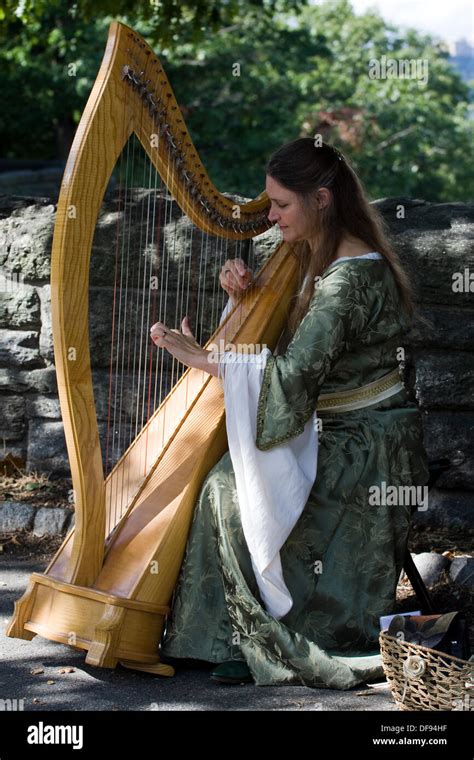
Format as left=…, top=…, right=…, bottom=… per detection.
left=0, top=557, right=399, bottom=712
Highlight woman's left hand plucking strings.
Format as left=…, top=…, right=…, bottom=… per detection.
left=150, top=316, right=219, bottom=377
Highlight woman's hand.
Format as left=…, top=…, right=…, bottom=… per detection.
left=220, top=258, right=253, bottom=305
left=150, top=316, right=219, bottom=377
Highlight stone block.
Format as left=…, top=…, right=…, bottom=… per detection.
left=449, top=555, right=474, bottom=588
left=0, top=330, right=41, bottom=368
left=415, top=352, right=474, bottom=409
left=0, top=286, right=41, bottom=329
left=0, top=501, right=35, bottom=532
left=413, top=489, right=473, bottom=530
left=26, top=419, right=69, bottom=474
left=0, top=394, right=25, bottom=440
left=412, top=551, right=449, bottom=587
left=0, top=201, right=55, bottom=282
left=33, top=506, right=71, bottom=536
left=25, top=395, right=61, bottom=419
left=421, top=412, right=474, bottom=489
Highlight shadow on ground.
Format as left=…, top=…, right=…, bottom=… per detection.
left=0, top=558, right=397, bottom=712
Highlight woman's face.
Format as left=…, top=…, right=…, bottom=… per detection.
left=265, top=175, right=311, bottom=243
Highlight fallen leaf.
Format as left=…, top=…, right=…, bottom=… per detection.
left=31, top=668, right=44, bottom=675
left=58, top=667, right=75, bottom=674
left=47, top=680, right=56, bottom=685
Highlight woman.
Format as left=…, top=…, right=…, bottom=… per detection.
left=149, top=138, right=429, bottom=689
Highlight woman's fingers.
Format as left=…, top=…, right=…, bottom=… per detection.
left=149, top=318, right=210, bottom=372
left=150, top=322, right=165, bottom=339
left=220, top=258, right=253, bottom=295
left=181, top=316, right=192, bottom=334
left=150, top=321, right=168, bottom=346
left=150, top=318, right=200, bottom=350
left=180, top=316, right=199, bottom=344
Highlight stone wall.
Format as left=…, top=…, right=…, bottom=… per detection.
left=376, top=198, right=474, bottom=531
left=0, top=192, right=473, bottom=532
left=0, top=189, right=252, bottom=476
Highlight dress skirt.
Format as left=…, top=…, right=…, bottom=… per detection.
left=159, top=390, right=429, bottom=689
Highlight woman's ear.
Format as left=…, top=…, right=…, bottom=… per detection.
left=316, top=187, right=331, bottom=210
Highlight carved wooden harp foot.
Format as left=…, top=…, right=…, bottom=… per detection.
left=6, top=20, right=299, bottom=675
left=5, top=580, right=39, bottom=641
left=119, top=660, right=175, bottom=677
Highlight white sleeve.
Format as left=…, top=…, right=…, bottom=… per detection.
left=219, top=297, right=234, bottom=326
left=218, top=350, right=318, bottom=619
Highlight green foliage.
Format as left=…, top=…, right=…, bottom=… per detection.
left=292, top=1, right=474, bottom=201
left=0, top=3, right=111, bottom=158
left=0, top=0, right=472, bottom=201
left=164, top=17, right=330, bottom=196
left=0, top=0, right=307, bottom=47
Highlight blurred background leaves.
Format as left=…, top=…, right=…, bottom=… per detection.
left=0, top=0, right=472, bottom=200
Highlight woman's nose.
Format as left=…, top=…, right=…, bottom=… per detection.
left=268, top=207, right=279, bottom=223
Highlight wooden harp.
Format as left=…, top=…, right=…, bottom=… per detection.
left=7, top=21, right=300, bottom=675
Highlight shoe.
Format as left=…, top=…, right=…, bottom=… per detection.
left=210, top=660, right=253, bottom=684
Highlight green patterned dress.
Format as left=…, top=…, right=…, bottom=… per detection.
left=159, top=256, right=429, bottom=689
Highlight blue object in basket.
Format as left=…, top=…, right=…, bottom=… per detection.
left=379, top=610, right=421, bottom=631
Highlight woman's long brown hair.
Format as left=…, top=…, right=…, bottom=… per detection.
left=266, top=138, right=418, bottom=352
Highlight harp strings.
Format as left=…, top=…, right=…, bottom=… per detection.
left=103, top=68, right=258, bottom=537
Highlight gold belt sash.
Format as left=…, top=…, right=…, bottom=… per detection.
left=316, top=368, right=404, bottom=413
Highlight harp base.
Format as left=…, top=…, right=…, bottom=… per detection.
left=6, top=573, right=172, bottom=674
left=6, top=578, right=38, bottom=641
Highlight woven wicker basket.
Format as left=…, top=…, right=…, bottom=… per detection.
left=379, top=631, right=473, bottom=711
